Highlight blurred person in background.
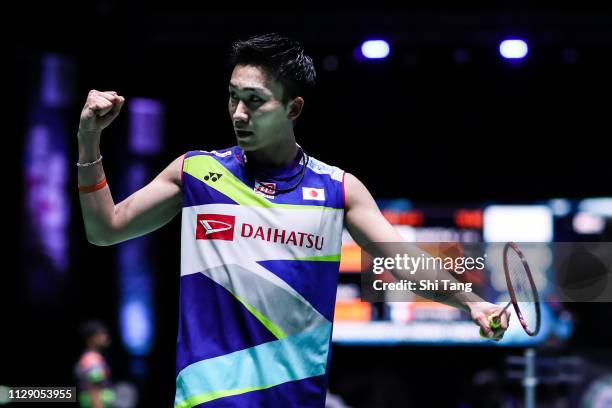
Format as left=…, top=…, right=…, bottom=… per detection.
left=75, top=320, right=115, bottom=408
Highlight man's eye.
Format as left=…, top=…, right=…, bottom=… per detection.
left=250, top=96, right=263, bottom=103
left=229, top=92, right=238, bottom=100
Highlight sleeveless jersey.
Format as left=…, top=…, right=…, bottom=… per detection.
left=175, top=146, right=345, bottom=407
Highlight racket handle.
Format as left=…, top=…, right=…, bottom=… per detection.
left=489, top=314, right=502, bottom=329
left=479, top=314, right=502, bottom=338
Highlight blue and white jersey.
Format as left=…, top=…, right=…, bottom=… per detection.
left=175, top=146, right=345, bottom=407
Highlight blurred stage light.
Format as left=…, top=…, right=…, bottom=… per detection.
left=360, top=40, right=390, bottom=59
left=578, top=197, right=612, bottom=217
left=23, top=53, right=74, bottom=302
left=573, top=212, right=606, bottom=234
left=129, top=98, right=165, bottom=156
left=499, top=39, right=529, bottom=59
left=120, top=300, right=153, bottom=356
left=549, top=198, right=572, bottom=217
left=484, top=205, right=553, bottom=242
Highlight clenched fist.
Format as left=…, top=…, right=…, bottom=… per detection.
left=79, top=90, right=125, bottom=134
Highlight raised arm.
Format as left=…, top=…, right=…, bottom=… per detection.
left=77, top=90, right=183, bottom=246
left=343, top=172, right=509, bottom=339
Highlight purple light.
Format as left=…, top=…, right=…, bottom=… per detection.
left=25, top=125, right=70, bottom=272
left=120, top=300, right=153, bottom=356
left=129, top=98, right=165, bottom=155
left=40, top=54, right=75, bottom=108
left=118, top=163, right=155, bottom=357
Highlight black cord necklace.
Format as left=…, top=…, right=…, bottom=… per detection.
left=244, top=145, right=309, bottom=195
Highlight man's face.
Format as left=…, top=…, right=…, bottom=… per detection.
left=228, top=64, right=292, bottom=151
left=92, top=330, right=111, bottom=349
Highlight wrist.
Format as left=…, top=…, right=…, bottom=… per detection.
left=78, top=132, right=101, bottom=162
left=77, top=129, right=102, bottom=145
left=463, top=293, right=488, bottom=308
left=78, top=127, right=102, bottom=136
left=78, top=145, right=101, bottom=163
left=463, top=301, right=477, bottom=313
left=77, top=154, right=103, bottom=168
left=458, top=295, right=486, bottom=313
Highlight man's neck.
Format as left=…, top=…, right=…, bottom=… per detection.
left=246, top=134, right=298, bottom=168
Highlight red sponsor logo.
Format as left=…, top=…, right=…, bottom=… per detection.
left=195, top=215, right=326, bottom=250
left=196, top=214, right=236, bottom=241
left=254, top=181, right=276, bottom=198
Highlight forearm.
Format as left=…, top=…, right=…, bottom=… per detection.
left=378, top=244, right=486, bottom=312
left=77, top=130, right=116, bottom=245
left=414, top=275, right=486, bottom=313
left=344, top=173, right=506, bottom=337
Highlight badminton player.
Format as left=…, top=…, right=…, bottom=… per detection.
left=76, top=33, right=509, bottom=408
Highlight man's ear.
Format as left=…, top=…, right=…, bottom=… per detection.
left=287, top=97, right=304, bottom=120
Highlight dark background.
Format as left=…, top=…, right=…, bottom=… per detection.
left=6, top=2, right=612, bottom=407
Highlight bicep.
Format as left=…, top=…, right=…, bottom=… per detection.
left=108, top=155, right=184, bottom=245
left=343, top=173, right=403, bottom=248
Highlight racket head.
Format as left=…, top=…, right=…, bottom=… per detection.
left=503, top=242, right=541, bottom=336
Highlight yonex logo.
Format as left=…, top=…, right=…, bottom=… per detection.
left=203, top=172, right=223, bottom=182
left=196, top=214, right=235, bottom=240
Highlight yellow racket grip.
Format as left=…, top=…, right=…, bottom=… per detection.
left=479, top=314, right=501, bottom=338
left=489, top=314, right=502, bottom=329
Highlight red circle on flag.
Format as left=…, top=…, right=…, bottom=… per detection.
left=310, top=190, right=318, bottom=197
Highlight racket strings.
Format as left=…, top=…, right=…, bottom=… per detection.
left=507, top=247, right=538, bottom=331
left=507, top=249, right=535, bottom=301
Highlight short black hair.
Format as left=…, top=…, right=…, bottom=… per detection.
left=229, top=33, right=316, bottom=104
left=78, top=319, right=107, bottom=341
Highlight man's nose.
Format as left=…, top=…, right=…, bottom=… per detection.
left=232, top=100, right=249, bottom=123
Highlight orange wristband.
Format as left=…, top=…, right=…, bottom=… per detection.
left=78, top=178, right=108, bottom=193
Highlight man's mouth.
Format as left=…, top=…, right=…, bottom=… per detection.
left=235, top=129, right=254, bottom=138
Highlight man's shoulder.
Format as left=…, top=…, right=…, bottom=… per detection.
left=184, top=146, right=237, bottom=159
left=179, top=147, right=239, bottom=186
left=305, top=154, right=344, bottom=182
